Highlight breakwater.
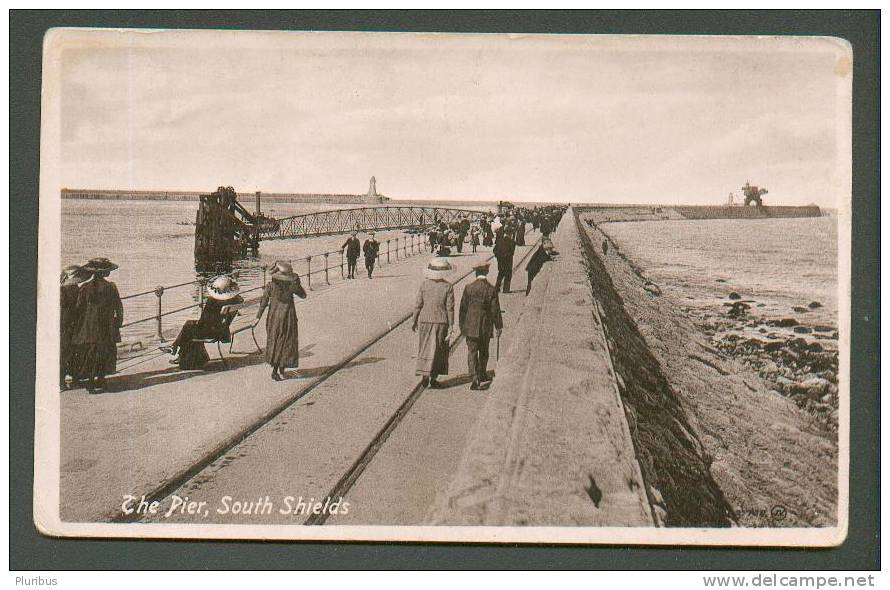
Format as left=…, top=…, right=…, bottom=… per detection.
left=61, top=188, right=388, bottom=205
left=578, top=204, right=822, bottom=224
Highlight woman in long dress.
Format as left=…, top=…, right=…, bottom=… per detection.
left=163, top=275, right=243, bottom=369
left=60, top=264, right=89, bottom=389
left=411, top=258, right=454, bottom=389
left=71, top=257, right=123, bottom=392
left=254, top=261, right=307, bottom=381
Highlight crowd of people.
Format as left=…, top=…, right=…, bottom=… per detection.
left=412, top=204, right=566, bottom=390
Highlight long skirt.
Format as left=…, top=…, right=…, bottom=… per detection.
left=266, top=309, right=300, bottom=368
left=75, top=343, right=117, bottom=380
left=415, top=322, right=449, bottom=376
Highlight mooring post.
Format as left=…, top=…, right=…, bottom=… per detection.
left=154, top=285, right=165, bottom=342
left=324, top=253, right=330, bottom=285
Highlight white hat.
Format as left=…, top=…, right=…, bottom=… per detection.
left=424, top=257, right=453, bottom=281
left=207, top=275, right=241, bottom=300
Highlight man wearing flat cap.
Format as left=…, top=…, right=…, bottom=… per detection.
left=459, top=257, right=503, bottom=390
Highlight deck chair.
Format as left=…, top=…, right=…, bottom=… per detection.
left=190, top=303, right=252, bottom=369
left=229, top=314, right=263, bottom=356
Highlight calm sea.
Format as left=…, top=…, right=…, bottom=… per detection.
left=61, top=200, right=482, bottom=344
left=602, top=216, right=839, bottom=328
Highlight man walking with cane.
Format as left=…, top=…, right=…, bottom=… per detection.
left=459, top=257, right=503, bottom=390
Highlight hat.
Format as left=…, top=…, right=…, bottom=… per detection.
left=206, top=275, right=241, bottom=300
left=82, top=257, right=119, bottom=272
left=270, top=260, right=300, bottom=282
left=471, top=256, right=491, bottom=271
left=424, top=257, right=453, bottom=280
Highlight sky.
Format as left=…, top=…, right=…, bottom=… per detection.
left=57, top=31, right=851, bottom=206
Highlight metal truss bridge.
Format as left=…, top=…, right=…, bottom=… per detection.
left=257, top=205, right=488, bottom=241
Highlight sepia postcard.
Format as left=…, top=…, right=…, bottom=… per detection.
left=34, top=28, right=852, bottom=545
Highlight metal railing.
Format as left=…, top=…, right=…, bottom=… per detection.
left=118, top=233, right=432, bottom=342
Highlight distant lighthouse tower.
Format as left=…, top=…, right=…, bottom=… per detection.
left=365, top=176, right=383, bottom=204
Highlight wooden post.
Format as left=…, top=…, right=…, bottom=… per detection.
left=306, top=256, right=312, bottom=289
left=387, top=240, right=391, bottom=263
left=340, top=251, right=345, bottom=279
left=324, top=253, right=330, bottom=285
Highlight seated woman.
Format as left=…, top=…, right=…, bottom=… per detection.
left=164, top=275, right=243, bottom=369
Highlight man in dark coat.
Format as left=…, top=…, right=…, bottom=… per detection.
left=493, top=226, right=516, bottom=293
left=525, top=241, right=557, bottom=295
left=342, top=231, right=361, bottom=279
left=459, top=259, right=503, bottom=390
left=363, top=232, right=380, bottom=278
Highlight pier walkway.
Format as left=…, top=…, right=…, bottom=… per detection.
left=58, top=235, right=540, bottom=523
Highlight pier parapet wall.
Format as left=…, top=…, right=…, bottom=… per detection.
left=430, top=210, right=655, bottom=527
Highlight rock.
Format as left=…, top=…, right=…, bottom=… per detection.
left=813, top=325, right=834, bottom=333
left=775, top=375, right=794, bottom=391
left=643, top=282, right=662, bottom=296
left=728, top=292, right=742, bottom=300
left=821, top=393, right=833, bottom=403
left=793, top=376, right=832, bottom=399
left=758, top=327, right=767, bottom=333
left=793, top=326, right=813, bottom=334
left=768, top=318, right=799, bottom=328
left=808, top=301, right=823, bottom=309
left=792, top=306, right=810, bottom=313
left=757, top=303, right=766, bottom=307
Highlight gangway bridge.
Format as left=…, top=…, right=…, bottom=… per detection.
left=259, top=205, right=487, bottom=240
left=194, top=186, right=489, bottom=268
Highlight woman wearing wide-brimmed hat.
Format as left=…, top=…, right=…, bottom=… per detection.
left=254, top=261, right=307, bottom=381
left=60, top=264, right=91, bottom=389
left=164, top=275, right=244, bottom=370
left=71, top=257, right=123, bottom=392
left=411, top=258, right=455, bottom=388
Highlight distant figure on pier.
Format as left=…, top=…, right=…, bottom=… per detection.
left=412, top=258, right=454, bottom=389
left=459, top=258, right=502, bottom=390
left=71, top=258, right=123, bottom=393
left=254, top=261, right=307, bottom=381
left=493, top=225, right=516, bottom=294
left=514, top=214, right=526, bottom=246
left=469, top=224, right=481, bottom=253
left=60, top=264, right=90, bottom=389
left=363, top=232, right=380, bottom=279
left=163, top=276, right=243, bottom=370
left=342, top=231, right=361, bottom=279
left=602, top=239, right=609, bottom=256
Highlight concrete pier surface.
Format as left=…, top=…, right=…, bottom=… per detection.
left=60, top=234, right=540, bottom=522
left=430, top=211, right=654, bottom=527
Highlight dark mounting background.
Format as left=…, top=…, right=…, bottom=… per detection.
left=9, top=10, right=880, bottom=571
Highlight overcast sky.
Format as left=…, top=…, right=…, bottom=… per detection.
left=57, top=32, right=850, bottom=206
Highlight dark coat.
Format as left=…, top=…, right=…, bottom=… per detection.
left=363, top=239, right=380, bottom=261
left=526, top=245, right=552, bottom=279
left=343, top=237, right=361, bottom=259
left=72, top=277, right=123, bottom=346
left=459, top=277, right=503, bottom=339
left=493, top=233, right=516, bottom=260
left=258, top=278, right=307, bottom=367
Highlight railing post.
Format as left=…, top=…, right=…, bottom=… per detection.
left=154, top=285, right=165, bottom=342
left=306, top=256, right=312, bottom=289
left=324, top=253, right=330, bottom=285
